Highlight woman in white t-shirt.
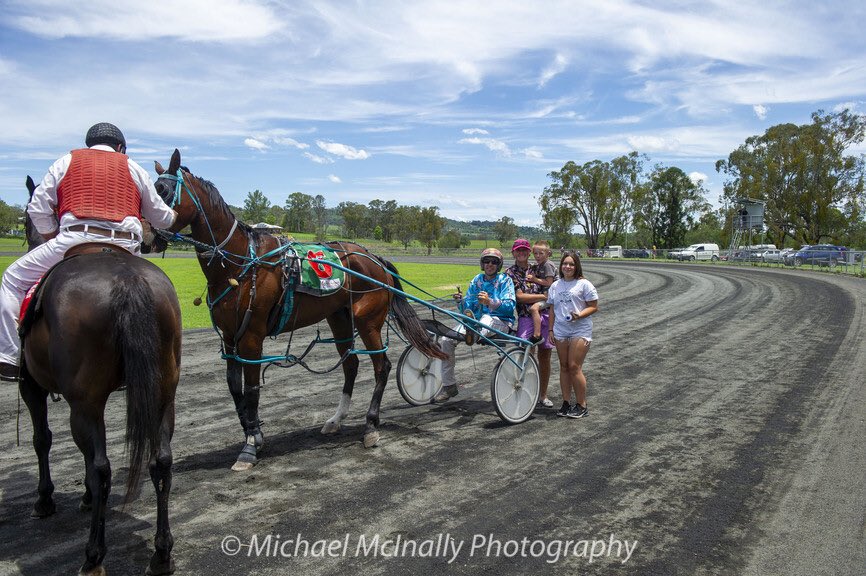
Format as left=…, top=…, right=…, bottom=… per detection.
left=546, top=252, right=598, bottom=419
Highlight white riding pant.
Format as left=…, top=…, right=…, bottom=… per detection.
left=0, top=231, right=140, bottom=365
left=439, top=314, right=512, bottom=389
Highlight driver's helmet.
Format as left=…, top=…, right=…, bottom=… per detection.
left=480, top=248, right=504, bottom=273
left=85, top=123, right=126, bottom=151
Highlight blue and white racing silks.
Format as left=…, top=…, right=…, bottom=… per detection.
left=460, top=272, right=516, bottom=325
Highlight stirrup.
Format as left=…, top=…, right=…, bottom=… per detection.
left=463, top=310, right=476, bottom=346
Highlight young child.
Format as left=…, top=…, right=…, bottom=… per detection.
left=525, top=240, right=557, bottom=341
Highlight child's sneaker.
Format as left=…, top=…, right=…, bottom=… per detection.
left=566, top=404, right=588, bottom=419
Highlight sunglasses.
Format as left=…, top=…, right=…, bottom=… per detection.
left=481, top=258, right=499, bottom=264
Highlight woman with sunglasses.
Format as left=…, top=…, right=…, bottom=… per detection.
left=547, top=251, right=598, bottom=418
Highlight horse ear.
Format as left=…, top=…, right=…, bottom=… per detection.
left=168, top=149, right=181, bottom=174
left=154, top=161, right=165, bottom=175
left=25, top=175, right=36, bottom=199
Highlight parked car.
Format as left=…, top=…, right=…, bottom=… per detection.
left=623, top=248, right=651, bottom=258
left=603, top=245, right=623, bottom=258
left=792, top=244, right=846, bottom=266
left=679, top=243, right=721, bottom=261
left=760, top=249, right=783, bottom=263
left=783, top=246, right=807, bottom=266
left=667, top=248, right=686, bottom=260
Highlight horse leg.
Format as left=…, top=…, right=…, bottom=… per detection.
left=225, top=357, right=247, bottom=435
left=146, top=401, right=176, bottom=576
left=18, top=379, right=56, bottom=518
left=357, top=323, right=391, bottom=448
left=232, top=342, right=265, bottom=471
left=321, top=310, right=358, bottom=436
left=69, top=405, right=111, bottom=576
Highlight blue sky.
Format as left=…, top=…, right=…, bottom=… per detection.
left=2, top=1, right=865, bottom=226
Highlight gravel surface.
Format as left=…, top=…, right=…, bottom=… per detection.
left=1, top=261, right=864, bottom=576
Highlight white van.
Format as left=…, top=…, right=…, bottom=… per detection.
left=604, top=245, right=623, bottom=258
left=679, top=243, right=720, bottom=261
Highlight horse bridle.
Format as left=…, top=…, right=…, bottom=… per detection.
left=156, top=168, right=238, bottom=259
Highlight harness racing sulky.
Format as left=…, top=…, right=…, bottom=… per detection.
left=152, top=149, right=540, bottom=471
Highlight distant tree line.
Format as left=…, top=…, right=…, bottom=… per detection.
left=234, top=189, right=543, bottom=253
left=539, top=109, right=866, bottom=250
left=234, top=108, right=865, bottom=253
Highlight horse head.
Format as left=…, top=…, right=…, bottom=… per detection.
left=154, top=148, right=200, bottom=233
left=24, top=176, right=46, bottom=251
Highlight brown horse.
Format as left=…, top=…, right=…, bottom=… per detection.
left=19, top=178, right=182, bottom=575
left=153, top=149, right=444, bottom=470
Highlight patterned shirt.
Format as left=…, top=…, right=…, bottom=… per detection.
left=506, top=263, right=538, bottom=318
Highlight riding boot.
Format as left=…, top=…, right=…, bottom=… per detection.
left=0, top=361, right=20, bottom=382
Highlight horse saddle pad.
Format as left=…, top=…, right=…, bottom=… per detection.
left=292, top=243, right=345, bottom=296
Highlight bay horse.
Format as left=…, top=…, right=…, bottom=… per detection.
left=153, top=149, right=445, bottom=471
left=18, top=177, right=182, bottom=575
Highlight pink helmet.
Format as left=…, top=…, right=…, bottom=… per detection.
left=480, top=248, right=503, bottom=272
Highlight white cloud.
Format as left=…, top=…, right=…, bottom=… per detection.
left=7, top=0, right=284, bottom=41
left=833, top=101, right=859, bottom=113
left=753, top=104, right=769, bottom=120
left=689, top=171, right=708, bottom=184
left=459, top=137, right=512, bottom=156
left=538, top=53, right=568, bottom=88
left=522, top=147, right=544, bottom=160
left=244, top=138, right=269, bottom=152
left=316, top=140, right=370, bottom=160
left=626, top=134, right=681, bottom=153
left=272, top=136, right=309, bottom=149
left=328, top=174, right=342, bottom=184
left=303, top=152, right=333, bottom=164
left=463, top=128, right=489, bottom=135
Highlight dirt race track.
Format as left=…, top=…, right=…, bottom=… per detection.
left=1, top=261, right=865, bottom=576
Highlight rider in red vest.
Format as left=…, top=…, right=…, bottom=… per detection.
left=0, top=123, right=177, bottom=382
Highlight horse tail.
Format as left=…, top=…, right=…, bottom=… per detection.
left=378, top=258, right=448, bottom=360
left=111, top=271, right=161, bottom=503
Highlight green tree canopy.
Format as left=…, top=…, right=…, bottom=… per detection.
left=493, top=216, right=518, bottom=247
left=312, top=194, right=328, bottom=240
left=337, top=201, right=369, bottom=238
left=242, top=189, right=272, bottom=224
left=634, top=166, right=710, bottom=249
left=539, top=152, right=645, bottom=249
left=716, top=109, right=866, bottom=246
left=417, top=206, right=445, bottom=255
left=393, top=205, right=420, bottom=249
left=283, top=192, right=315, bottom=233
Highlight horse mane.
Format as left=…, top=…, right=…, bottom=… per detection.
left=183, top=167, right=268, bottom=243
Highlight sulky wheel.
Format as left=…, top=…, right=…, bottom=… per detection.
left=490, top=347, right=540, bottom=424
left=396, top=345, right=443, bottom=406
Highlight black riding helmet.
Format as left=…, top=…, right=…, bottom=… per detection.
left=85, top=123, right=126, bottom=152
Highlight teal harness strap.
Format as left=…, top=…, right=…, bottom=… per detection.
left=267, top=245, right=298, bottom=337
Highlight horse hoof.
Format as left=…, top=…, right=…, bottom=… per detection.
left=31, top=499, right=56, bottom=518
left=321, top=421, right=341, bottom=435
left=363, top=431, right=380, bottom=448
left=146, top=555, right=176, bottom=575
left=231, top=460, right=255, bottom=472
left=78, top=564, right=106, bottom=576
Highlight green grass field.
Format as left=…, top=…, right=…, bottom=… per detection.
left=0, top=255, right=476, bottom=330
